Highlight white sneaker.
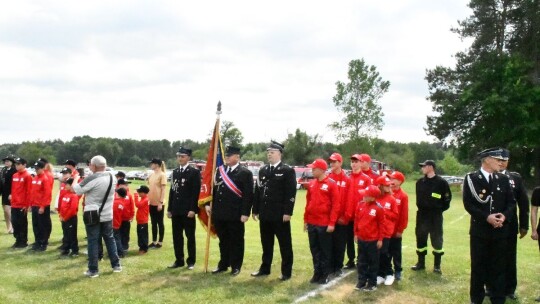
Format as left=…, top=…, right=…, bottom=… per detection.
left=384, top=275, right=395, bottom=286
left=84, top=270, right=99, bottom=278
left=113, top=266, right=122, bottom=273
left=376, top=276, right=385, bottom=285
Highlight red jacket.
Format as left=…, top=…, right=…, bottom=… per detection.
left=115, top=190, right=134, bottom=221
left=378, top=193, right=399, bottom=238
left=134, top=194, right=149, bottom=224
left=328, top=170, right=350, bottom=224
left=354, top=201, right=385, bottom=242
left=362, top=168, right=379, bottom=184
left=344, top=171, right=372, bottom=223
left=304, top=176, right=340, bottom=227
left=392, top=188, right=409, bottom=236
left=113, top=196, right=125, bottom=229
left=29, top=172, right=53, bottom=208
left=11, top=170, right=33, bottom=208
left=59, top=192, right=79, bottom=221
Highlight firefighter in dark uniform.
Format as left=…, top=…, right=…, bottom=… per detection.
left=251, top=141, right=297, bottom=281
left=206, top=146, right=253, bottom=276
left=1, top=155, right=16, bottom=234
left=167, top=147, right=201, bottom=269
left=412, top=160, right=451, bottom=274
left=499, top=148, right=529, bottom=300
left=463, top=148, right=516, bottom=304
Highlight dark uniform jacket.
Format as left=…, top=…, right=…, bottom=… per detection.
left=502, top=170, right=529, bottom=234
left=253, top=162, right=297, bottom=222
left=211, top=165, right=253, bottom=221
left=415, top=175, right=452, bottom=211
left=1, top=166, right=16, bottom=204
left=463, top=170, right=516, bottom=239
left=168, top=165, right=201, bottom=216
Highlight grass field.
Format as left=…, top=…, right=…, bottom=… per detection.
left=0, top=179, right=538, bottom=304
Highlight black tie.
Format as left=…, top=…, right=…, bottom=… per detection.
left=227, top=167, right=231, bottom=174
left=488, top=174, right=493, bottom=187
left=270, top=166, right=275, bottom=174
left=180, top=167, right=184, bottom=174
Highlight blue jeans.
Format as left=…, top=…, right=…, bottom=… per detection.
left=86, top=221, right=120, bottom=272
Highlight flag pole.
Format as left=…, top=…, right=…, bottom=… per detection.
left=204, top=101, right=222, bottom=273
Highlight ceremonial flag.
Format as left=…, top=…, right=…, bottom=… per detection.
left=197, top=119, right=223, bottom=237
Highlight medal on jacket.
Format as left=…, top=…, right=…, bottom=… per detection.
left=181, top=178, right=185, bottom=187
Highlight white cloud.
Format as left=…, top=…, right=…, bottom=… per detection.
left=0, top=0, right=471, bottom=146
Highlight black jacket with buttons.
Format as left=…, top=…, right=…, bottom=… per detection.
left=463, top=170, right=516, bottom=239
left=252, top=163, right=297, bottom=222
left=167, top=165, right=201, bottom=216
left=502, top=170, right=529, bottom=233
left=211, top=165, right=253, bottom=221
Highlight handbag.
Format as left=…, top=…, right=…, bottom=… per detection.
left=83, top=173, right=113, bottom=226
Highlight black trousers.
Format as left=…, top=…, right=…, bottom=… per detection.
left=378, top=238, right=391, bottom=277
left=171, top=215, right=196, bottom=265
left=345, top=222, right=355, bottom=264
left=415, top=210, right=443, bottom=252
left=307, top=224, right=333, bottom=276
left=331, top=224, right=348, bottom=272
left=214, top=219, right=245, bottom=270
left=388, top=237, right=403, bottom=274
left=31, top=206, right=51, bottom=247
left=505, top=233, right=518, bottom=295
left=120, top=220, right=131, bottom=251
left=11, top=207, right=28, bottom=245
left=61, top=216, right=79, bottom=253
left=258, top=220, right=293, bottom=277
left=357, top=240, right=379, bottom=286
left=470, top=236, right=507, bottom=304
left=149, top=205, right=165, bottom=243
left=137, top=223, right=149, bottom=251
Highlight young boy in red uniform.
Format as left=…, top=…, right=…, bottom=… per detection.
left=59, top=178, right=79, bottom=257
left=117, top=179, right=134, bottom=253
left=113, top=188, right=126, bottom=258
left=343, top=154, right=372, bottom=269
left=304, top=159, right=340, bottom=285
left=389, top=171, right=408, bottom=281
left=327, top=153, right=350, bottom=276
left=29, top=161, right=53, bottom=251
left=10, top=158, right=32, bottom=248
left=134, top=185, right=150, bottom=254
left=375, top=175, right=399, bottom=286
left=354, top=185, right=384, bottom=291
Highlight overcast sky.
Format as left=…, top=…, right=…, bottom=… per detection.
left=0, top=0, right=471, bottom=146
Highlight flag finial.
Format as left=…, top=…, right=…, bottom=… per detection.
left=217, top=101, right=222, bottom=115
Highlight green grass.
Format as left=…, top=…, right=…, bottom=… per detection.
left=0, top=180, right=538, bottom=303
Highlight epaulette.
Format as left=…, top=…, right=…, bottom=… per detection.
left=375, top=202, right=383, bottom=209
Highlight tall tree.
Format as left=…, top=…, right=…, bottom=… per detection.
left=330, top=58, right=390, bottom=141
left=283, top=129, right=322, bottom=166
left=220, top=120, right=244, bottom=148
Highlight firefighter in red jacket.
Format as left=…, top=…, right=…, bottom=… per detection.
left=358, top=154, right=379, bottom=183
left=59, top=178, right=79, bottom=256
left=134, top=185, right=150, bottom=254
left=29, top=161, right=53, bottom=251
left=354, top=185, right=385, bottom=292
left=375, top=175, right=398, bottom=286
left=343, top=154, right=372, bottom=269
left=389, top=171, right=409, bottom=281
left=10, top=158, right=32, bottom=248
left=327, top=152, right=350, bottom=276
left=304, top=158, right=340, bottom=285
left=117, top=179, right=134, bottom=253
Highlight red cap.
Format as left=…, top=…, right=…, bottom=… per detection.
left=375, top=175, right=392, bottom=186
left=359, top=153, right=371, bottom=163
left=307, top=158, right=328, bottom=171
left=328, top=153, right=343, bottom=163
left=350, top=154, right=361, bottom=160
left=363, top=185, right=381, bottom=198
left=390, top=171, right=405, bottom=183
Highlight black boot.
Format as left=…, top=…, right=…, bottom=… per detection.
left=411, top=251, right=426, bottom=271
left=433, top=251, right=443, bottom=274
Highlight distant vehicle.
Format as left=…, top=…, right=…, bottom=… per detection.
left=126, top=170, right=142, bottom=180
left=371, top=160, right=392, bottom=175
left=166, top=170, right=173, bottom=181
left=441, top=175, right=465, bottom=185
left=294, top=167, right=309, bottom=190
left=297, top=168, right=314, bottom=190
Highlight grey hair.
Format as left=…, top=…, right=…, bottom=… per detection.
left=90, top=155, right=107, bottom=167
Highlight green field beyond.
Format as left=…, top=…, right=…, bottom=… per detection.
left=0, top=180, right=538, bottom=303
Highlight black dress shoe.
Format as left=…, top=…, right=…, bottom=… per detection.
left=231, top=269, right=241, bottom=276
left=212, top=267, right=228, bottom=274
left=279, top=275, right=291, bottom=281
left=251, top=270, right=270, bottom=277
left=168, top=262, right=184, bottom=269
